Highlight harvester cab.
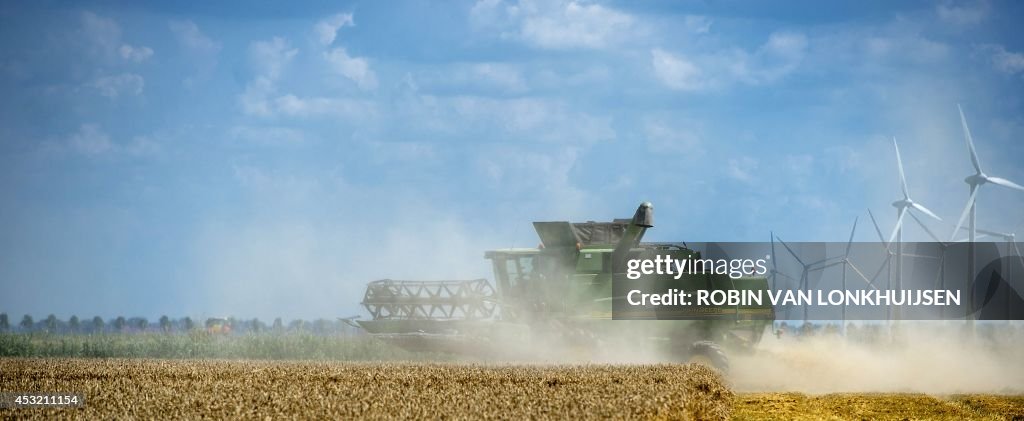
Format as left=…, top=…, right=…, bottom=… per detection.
left=485, top=202, right=658, bottom=321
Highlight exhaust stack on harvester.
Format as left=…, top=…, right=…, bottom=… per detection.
left=612, top=202, right=653, bottom=273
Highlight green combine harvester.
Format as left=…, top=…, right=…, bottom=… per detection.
left=355, top=202, right=774, bottom=369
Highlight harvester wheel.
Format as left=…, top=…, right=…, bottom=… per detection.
left=687, top=341, right=729, bottom=372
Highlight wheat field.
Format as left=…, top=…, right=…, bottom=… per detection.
left=0, top=358, right=733, bottom=419
left=4, top=358, right=1023, bottom=419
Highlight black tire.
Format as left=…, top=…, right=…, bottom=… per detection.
left=687, top=341, right=730, bottom=372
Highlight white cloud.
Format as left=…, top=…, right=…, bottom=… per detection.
left=738, top=31, right=808, bottom=83
left=81, top=11, right=121, bottom=55
left=651, top=31, right=807, bottom=91
left=231, top=164, right=322, bottom=197
left=474, top=146, right=586, bottom=213
left=414, top=62, right=528, bottom=93
left=651, top=48, right=704, bottom=91
left=472, top=0, right=635, bottom=50
left=786, top=154, right=815, bottom=176
left=250, top=37, right=297, bottom=80
left=368, top=141, right=437, bottom=163
left=236, top=13, right=376, bottom=121
left=273, top=95, right=375, bottom=119
left=239, top=37, right=298, bottom=115
left=801, top=21, right=952, bottom=77
left=125, top=135, right=161, bottom=156
left=862, top=33, right=947, bottom=63
left=91, top=73, right=144, bottom=98
left=470, top=0, right=520, bottom=30
left=118, top=44, right=153, bottom=62
left=61, top=125, right=162, bottom=157
left=936, top=0, right=989, bottom=26
left=520, top=1, right=633, bottom=49
left=240, top=86, right=373, bottom=120
left=979, top=44, right=1024, bottom=75
left=390, top=93, right=613, bottom=148
left=825, top=145, right=865, bottom=175
left=229, top=126, right=308, bottom=145
left=239, top=33, right=378, bottom=117
left=727, top=156, right=758, bottom=184
left=69, top=124, right=114, bottom=155
left=311, top=13, right=377, bottom=90
left=169, top=20, right=221, bottom=55
left=472, top=63, right=526, bottom=92
left=643, top=119, right=702, bottom=155
left=239, top=77, right=276, bottom=117
left=446, top=96, right=614, bottom=143
left=169, top=21, right=220, bottom=87
left=323, top=47, right=378, bottom=90
left=314, top=13, right=354, bottom=46
left=763, top=32, right=808, bottom=61
left=81, top=11, right=153, bottom=63
left=684, top=15, right=712, bottom=34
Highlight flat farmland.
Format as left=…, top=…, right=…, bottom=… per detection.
left=2, top=358, right=1022, bottom=420
left=0, top=358, right=731, bottom=419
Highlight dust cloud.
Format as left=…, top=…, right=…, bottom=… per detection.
left=436, top=320, right=1024, bottom=395
left=728, top=322, right=1024, bottom=394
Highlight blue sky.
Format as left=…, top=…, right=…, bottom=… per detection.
left=1, top=0, right=1023, bottom=320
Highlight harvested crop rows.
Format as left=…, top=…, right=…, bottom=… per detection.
left=0, top=358, right=732, bottom=419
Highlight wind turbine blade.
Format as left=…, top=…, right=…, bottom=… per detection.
left=773, top=271, right=800, bottom=290
left=845, top=217, right=858, bottom=257
left=910, top=202, right=942, bottom=221
left=963, top=226, right=1011, bottom=239
left=955, top=234, right=990, bottom=242
left=808, top=255, right=844, bottom=269
left=950, top=187, right=979, bottom=241
left=770, top=231, right=778, bottom=270
left=974, top=228, right=1002, bottom=237
left=893, top=137, right=909, bottom=198
left=870, top=253, right=892, bottom=284
left=909, top=211, right=944, bottom=244
left=814, top=260, right=845, bottom=271
left=776, top=271, right=798, bottom=283
left=776, top=236, right=807, bottom=267
left=958, top=104, right=983, bottom=174
left=868, top=208, right=888, bottom=248
left=987, top=176, right=1024, bottom=192
left=846, top=262, right=878, bottom=290
left=888, top=207, right=907, bottom=244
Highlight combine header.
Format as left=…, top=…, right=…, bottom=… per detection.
left=360, top=279, right=496, bottom=325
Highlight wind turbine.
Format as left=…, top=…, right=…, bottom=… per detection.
left=888, top=138, right=942, bottom=319
left=767, top=231, right=802, bottom=291
left=947, top=105, right=1023, bottom=322
left=813, top=217, right=880, bottom=333
left=868, top=208, right=895, bottom=320
left=949, top=105, right=1024, bottom=243
left=768, top=231, right=801, bottom=326
left=774, top=235, right=838, bottom=324
left=889, top=138, right=943, bottom=244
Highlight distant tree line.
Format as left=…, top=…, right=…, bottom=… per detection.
left=0, top=312, right=362, bottom=336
